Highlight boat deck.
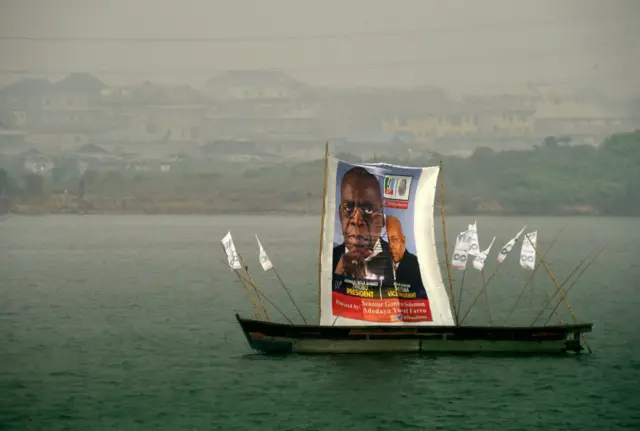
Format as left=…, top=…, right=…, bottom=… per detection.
left=235, top=314, right=593, bottom=355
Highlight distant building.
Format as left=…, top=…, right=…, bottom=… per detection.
left=202, top=70, right=315, bottom=102
left=38, top=73, right=113, bottom=134
left=21, top=149, right=54, bottom=174
left=101, top=82, right=209, bottom=144
left=381, top=94, right=536, bottom=147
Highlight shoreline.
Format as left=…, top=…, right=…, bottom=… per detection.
left=3, top=208, right=616, bottom=217
left=3, top=195, right=629, bottom=217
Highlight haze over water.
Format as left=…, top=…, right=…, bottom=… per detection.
left=1, top=214, right=638, bottom=430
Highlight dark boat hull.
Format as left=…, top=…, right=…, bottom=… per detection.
left=235, top=314, right=592, bottom=355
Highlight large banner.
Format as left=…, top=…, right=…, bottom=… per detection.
left=319, top=158, right=455, bottom=326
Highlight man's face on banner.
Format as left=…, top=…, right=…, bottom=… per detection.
left=339, top=168, right=384, bottom=255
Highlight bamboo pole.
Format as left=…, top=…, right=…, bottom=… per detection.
left=542, top=246, right=604, bottom=326
left=526, top=235, right=581, bottom=326
left=235, top=270, right=294, bottom=325
left=317, top=141, right=329, bottom=324
left=530, top=271, right=535, bottom=308
left=220, top=248, right=263, bottom=320
left=544, top=291, right=564, bottom=325
left=529, top=243, right=596, bottom=355
left=459, top=256, right=506, bottom=325
left=234, top=269, right=263, bottom=320
left=438, top=160, right=458, bottom=325
left=456, top=267, right=467, bottom=319
left=272, top=266, right=308, bottom=324
left=530, top=250, right=594, bottom=326
left=502, top=226, right=567, bottom=325
left=238, top=254, right=270, bottom=321
left=481, top=269, right=493, bottom=324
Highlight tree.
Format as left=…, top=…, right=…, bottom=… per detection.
left=23, top=173, right=44, bottom=196
left=0, top=168, right=7, bottom=195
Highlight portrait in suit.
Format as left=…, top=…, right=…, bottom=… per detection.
left=384, top=215, right=427, bottom=299
left=332, top=166, right=393, bottom=283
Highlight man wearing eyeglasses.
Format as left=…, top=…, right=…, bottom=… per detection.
left=333, top=167, right=393, bottom=282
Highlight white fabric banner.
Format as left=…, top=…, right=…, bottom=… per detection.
left=255, top=235, right=273, bottom=271
left=221, top=231, right=242, bottom=270
left=319, top=157, right=455, bottom=326
left=519, top=231, right=538, bottom=270
left=472, top=236, right=496, bottom=271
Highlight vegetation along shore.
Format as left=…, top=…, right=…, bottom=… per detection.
left=1, top=132, right=638, bottom=217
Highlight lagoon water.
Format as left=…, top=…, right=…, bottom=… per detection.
left=1, top=214, right=639, bottom=430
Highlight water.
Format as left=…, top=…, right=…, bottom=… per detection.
left=1, top=215, right=639, bottom=430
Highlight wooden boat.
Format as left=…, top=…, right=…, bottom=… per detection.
left=228, top=143, right=593, bottom=355
left=236, top=314, right=591, bottom=354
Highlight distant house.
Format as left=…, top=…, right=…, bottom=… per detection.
left=21, top=149, right=54, bottom=174
left=381, top=93, right=537, bottom=146
left=202, top=102, right=321, bottom=143
left=96, top=123, right=159, bottom=146
left=0, top=78, right=52, bottom=129
left=334, top=132, right=412, bottom=157
left=532, top=101, right=634, bottom=146
left=0, top=121, right=27, bottom=147
left=101, top=82, right=209, bottom=144
left=38, top=73, right=113, bottom=134
left=77, top=143, right=108, bottom=153
left=202, top=70, right=315, bottom=103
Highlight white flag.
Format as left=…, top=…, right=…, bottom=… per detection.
left=473, top=236, right=496, bottom=271
left=496, top=225, right=527, bottom=264
left=451, top=227, right=474, bottom=270
left=221, top=231, right=242, bottom=270
left=255, top=235, right=273, bottom=271
left=519, top=231, right=538, bottom=270
left=467, top=221, right=481, bottom=257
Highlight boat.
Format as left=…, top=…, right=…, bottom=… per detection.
left=227, top=143, right=593, bottom=355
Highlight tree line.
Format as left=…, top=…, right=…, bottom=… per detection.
left=1, top=131, right=638, bottom=215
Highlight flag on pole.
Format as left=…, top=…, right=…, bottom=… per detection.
left=221, top=231, right=242, bottom=270
left=473, top=236, right=496, bottom=271
left=255, top=235, right=273, bottom=271
left=468, top=221, right=480, bottom=257
left=451, top=227, right=474, bottom=270
left=496, top=225, right=527, bottom=263
left=519, top=230, right=538, bottom=270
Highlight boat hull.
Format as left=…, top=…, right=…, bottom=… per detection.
left=235, top=314, right=592, bottom=355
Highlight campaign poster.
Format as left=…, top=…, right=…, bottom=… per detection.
left=319, top=158, right=455, bottom=326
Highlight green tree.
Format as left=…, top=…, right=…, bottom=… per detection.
left=23, top=173, right=44, bottom=196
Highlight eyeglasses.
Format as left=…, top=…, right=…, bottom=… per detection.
left=339, top=200, right=382, bottom=219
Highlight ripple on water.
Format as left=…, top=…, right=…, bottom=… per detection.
left=0, top=215, right=639, bottom=430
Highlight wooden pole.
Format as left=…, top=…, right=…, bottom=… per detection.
left=438, top=160, right=458, bottom=325
left=220, top=250, right=263, bottom=320
left=530, top=271, right=534, bottom=308
left=502, top=227, right=567, bottom=325
left=481, top=269, right=493, bottom=324
left=456, top=267, right=467, bottom=319
left=234, top=268, right=263, bottom=320
left=530, top=250, right=594, bottom=326
left=238, top=254, right=270, bottom=321
left=272, top=266, right=308, bottom=324
left=542, top=246, right=604, bottom=326
left=526, top=235, right=581, bottom=326
left=544, top=291, right=564, bottom=325
left=317, top=141, right=329, bottom=324
left=235, top=270, right=294, bottom=324
left=459, top=256, right=506, bottom=325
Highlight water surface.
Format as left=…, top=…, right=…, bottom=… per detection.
left=1, top=215, right=638, bottom=430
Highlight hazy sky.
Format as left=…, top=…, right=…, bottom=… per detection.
left=0, top=0, right=638, bottom=96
